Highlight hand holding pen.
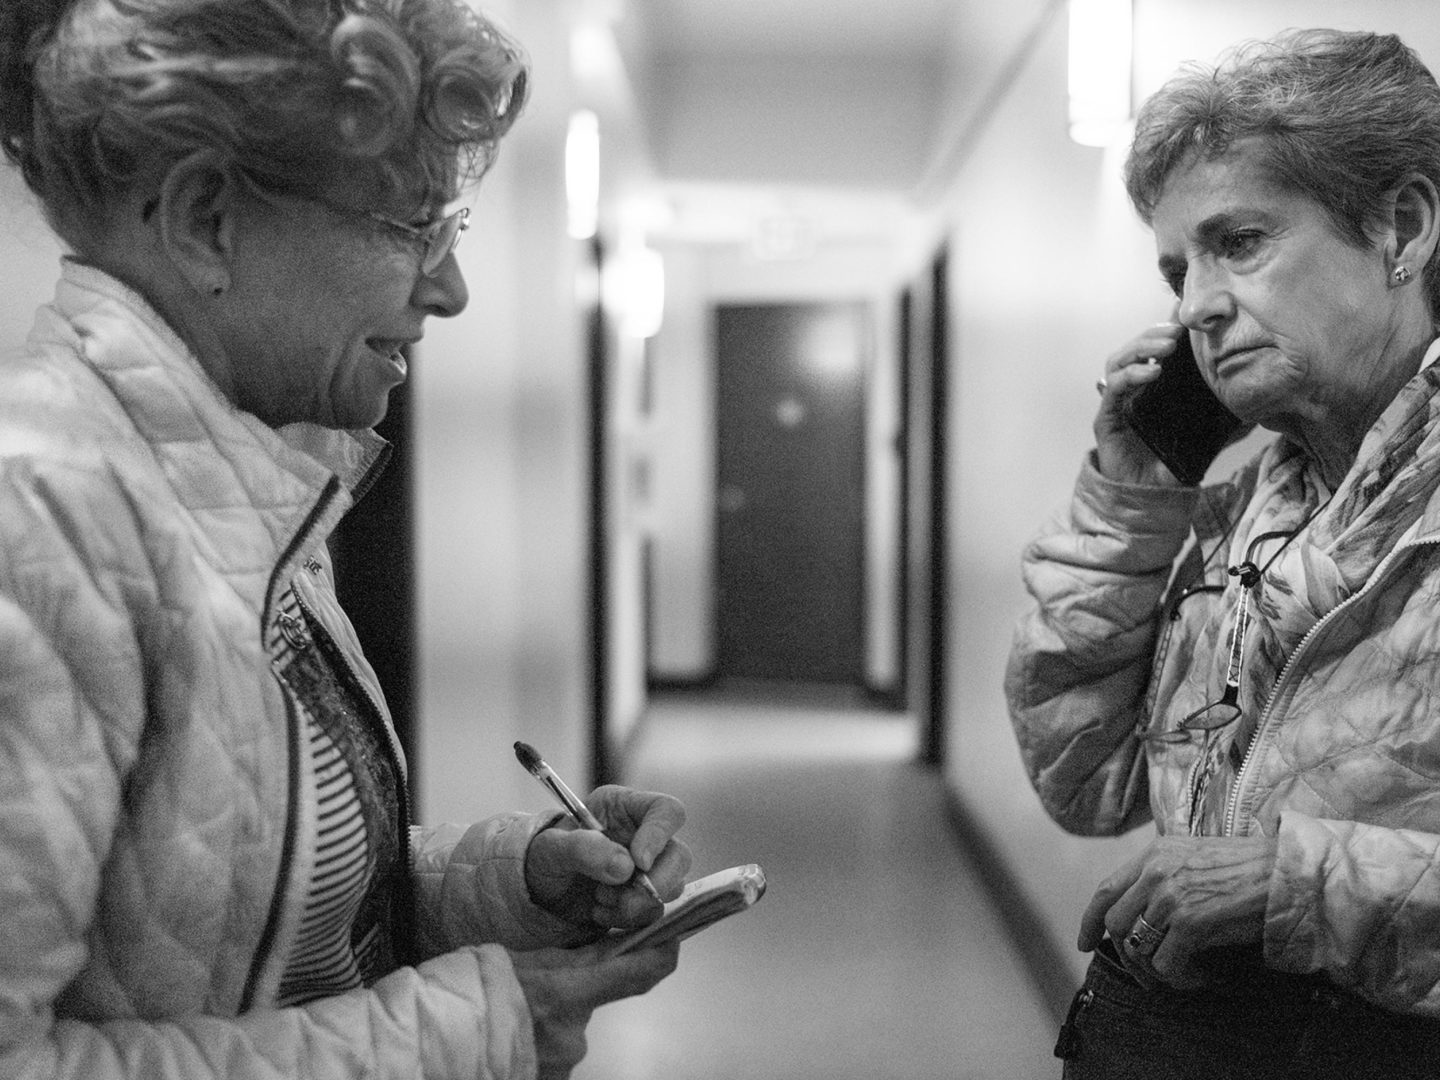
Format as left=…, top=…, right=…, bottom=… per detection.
left=515, top=741, right=690, bottom=927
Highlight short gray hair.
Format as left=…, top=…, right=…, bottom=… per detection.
left=1, top=0, right=528, bottom=246
left=1125, top=29, right=1440, bottom=315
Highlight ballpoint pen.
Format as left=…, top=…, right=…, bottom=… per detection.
left=513, top=740, right=664, bottom=904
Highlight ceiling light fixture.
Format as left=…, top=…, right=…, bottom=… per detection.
left=1067, top=0, right=1133, bottom=148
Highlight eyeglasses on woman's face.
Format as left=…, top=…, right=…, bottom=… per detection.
left=235, top=172, right=469, bottom=277
left=291, top=193, right=470, bottom=277
left=324, top=199, right=469, bottom=277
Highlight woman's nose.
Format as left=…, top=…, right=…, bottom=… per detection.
left=415, top=254, right=469, bottom=318
left=1177, top=259, right=1234, bottom=331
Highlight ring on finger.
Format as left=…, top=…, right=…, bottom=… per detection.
left=1125, top=914, right=1167, bottom=957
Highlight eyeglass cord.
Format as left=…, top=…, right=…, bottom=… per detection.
left=1227, top=491, right=1336, bottom=589
left=1179, top=489, right=1338, bottom=827
left=1142, top=486, right=1338, bottom=749
left=1169, top=487, right=1334, bottom=618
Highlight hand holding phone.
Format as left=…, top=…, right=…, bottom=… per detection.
left=1118, top=333, right=1245, bottom=485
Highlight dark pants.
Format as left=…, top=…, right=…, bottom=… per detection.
left=1056, top=940, right=1440, bottom=1079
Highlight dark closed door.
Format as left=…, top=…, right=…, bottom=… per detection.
left=716, top=302, right=867, bottom=684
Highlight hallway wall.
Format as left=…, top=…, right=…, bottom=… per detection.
left=415, top=0, right=668, bottom=814
left=932, top=0, right=1440, bottom=987
left=414, top=0, right=597, bottom=823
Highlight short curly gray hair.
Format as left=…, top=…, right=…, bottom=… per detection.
left=1125, top=28, right=1440, bottom=316
left=1, top=0, right=528, bottom=246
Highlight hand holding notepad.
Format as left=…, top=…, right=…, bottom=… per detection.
left=513, top=740, right=767, bottom=954
left=603, top=863, right=767, bottom=955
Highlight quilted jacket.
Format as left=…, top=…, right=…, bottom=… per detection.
left=0, top=261, right=575, bottom=1079
left=1007, top=343, right=1440, bottom=1017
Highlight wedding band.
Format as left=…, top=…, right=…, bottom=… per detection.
left=1095, top=378, right=1107, bottom=394
left=1125, top=914, right=1167, bottom=957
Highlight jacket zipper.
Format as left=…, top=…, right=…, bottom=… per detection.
left=241, top=479, right=344, bottom=1009
left=291, top=586, right=411, bottom=810
left=1223, top=535, right=1440, bottom=836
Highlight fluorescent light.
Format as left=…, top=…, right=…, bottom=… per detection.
left=1068, top=0, right=1133, bottom=148
left=566, top=110, right=600, bottom=240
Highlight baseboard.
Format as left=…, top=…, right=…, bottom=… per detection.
left=942, top=784, right=1078, bottom=1030
left=860, top=679, right=906, bottom=711
left=646, top=671, right=720, bottom=694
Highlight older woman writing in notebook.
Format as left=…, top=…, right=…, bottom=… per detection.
left=0, top=2, right=691, bottom=1078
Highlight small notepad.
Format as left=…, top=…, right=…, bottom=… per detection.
left=603, top=863, right=767, bottom=956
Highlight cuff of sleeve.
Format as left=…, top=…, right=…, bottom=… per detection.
left=1264, top=811, right=1339, bottom=977
left=1074, top=451, right=1201, bottom=547
left=418, top=811, right=576, bottom=953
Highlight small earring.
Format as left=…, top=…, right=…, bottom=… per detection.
left=1393, top=265, right=1412, bottom=286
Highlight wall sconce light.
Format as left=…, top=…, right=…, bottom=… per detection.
left=605, top=246, right=665, bottom=340
left=566, top=109, right=601, bottom=240
left=1067, top=0, right=1133, bottom=147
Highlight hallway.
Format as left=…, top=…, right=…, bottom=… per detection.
left=579, top=687, right=1060, bottom=1080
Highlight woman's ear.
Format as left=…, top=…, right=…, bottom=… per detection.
left=1389, top=173, right=1440, bottom=277
left=150, top=152, right=240, bottom=298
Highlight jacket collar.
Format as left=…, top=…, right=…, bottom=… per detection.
left=1369, top=336, right=1440, bottom=543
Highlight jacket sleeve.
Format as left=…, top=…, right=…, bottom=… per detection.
left=1004, top=454, right=1200, bottom=836
left=1267, top=812, right=1440, bottom=1017
left=411, top=814, right=586, bottom=957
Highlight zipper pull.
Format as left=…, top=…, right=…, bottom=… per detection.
left=278, top=610, right=312, bottom=650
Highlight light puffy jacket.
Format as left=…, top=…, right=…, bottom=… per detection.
left=0, top=261, right=571, bottom=1079
left=1007, top=353, right=1440, bottom=1018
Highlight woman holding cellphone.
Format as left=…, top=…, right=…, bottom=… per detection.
left=1008, top=28, right=1440, bottom=1078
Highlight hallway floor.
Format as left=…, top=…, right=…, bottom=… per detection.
left=578, top=685, right=1059, bottom=1080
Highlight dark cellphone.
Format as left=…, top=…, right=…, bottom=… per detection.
left=1119, top=333, right=1245, bottom=485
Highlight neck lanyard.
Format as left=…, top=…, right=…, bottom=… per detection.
left=1207, top=492, right=1336, bottom=722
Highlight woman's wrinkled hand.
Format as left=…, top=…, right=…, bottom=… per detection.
left=1094, top=321, right=1189, bottom=486
left=1077, top=834, right=1278, bottom=990
left=510, top=938, right=681, bottom=1080
left=525, top=785, right=691, bottom=931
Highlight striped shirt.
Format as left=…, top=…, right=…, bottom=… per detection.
left=270, top=585, right=400, bottom=1006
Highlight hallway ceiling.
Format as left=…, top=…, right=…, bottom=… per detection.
left=629, top=0, right=961, bottom=60
left=618, top=0, right=960, bottom=193
left=612, top=0, right=1055, bottom=244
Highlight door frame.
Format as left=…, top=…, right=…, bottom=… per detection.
left=902, top=245, right=949, bottom=766
left=586, top=235, right=613, bottom=786
left=922, top=244, right=950, bottom=766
